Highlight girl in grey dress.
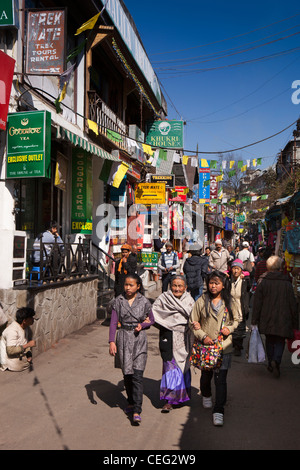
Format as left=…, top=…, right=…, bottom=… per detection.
left=109, top=274, right=154, bottom=424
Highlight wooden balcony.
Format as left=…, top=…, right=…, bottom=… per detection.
left=87, top=90, right=128, bottom=152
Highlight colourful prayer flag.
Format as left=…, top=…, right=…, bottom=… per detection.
left=182, top=155, right=188, bottom=165
left=75, top=12, right=101, bottom=35
left=87, top=119, right=98, bottom=135
left=112, top=162, right=129, bottom=188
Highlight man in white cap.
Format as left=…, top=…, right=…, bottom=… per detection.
left=208, top=239, right=232, bottom=272
left=237, top=241, right=255, bottom=271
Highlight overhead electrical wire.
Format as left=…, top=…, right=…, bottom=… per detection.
left=152, top=23, right=300, bottom=64
left=187, top=54, right=300, bottom=122
left=158, top=46, right=300, bottom=77
left=150, top=12, right=300, bottom=55
left=154, top=29, right=300, bottom=68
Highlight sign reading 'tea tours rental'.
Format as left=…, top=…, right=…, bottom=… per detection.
left=6, top=110, right=51, bottom=179
left=145, top=120, right=184, bottom=149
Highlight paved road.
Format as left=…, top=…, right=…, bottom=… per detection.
left=1, top=300, right=300, bottom=451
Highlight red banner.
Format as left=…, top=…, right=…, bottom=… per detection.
left=0, top=51, right=15, bottom=131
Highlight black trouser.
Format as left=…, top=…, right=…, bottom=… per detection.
left=162, top=272, right=174, bottom=292
left=124, top=369, right=144, bottom=414
left=200, top=369, right=228, bottom=414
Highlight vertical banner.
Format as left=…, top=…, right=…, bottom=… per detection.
left=198, top=157, right=210, bottom=203
left=0, top=50, right=15, bottom=130
left=71, top=148, right=93, bottom=234
left=26, top=8, right=66, bottom=75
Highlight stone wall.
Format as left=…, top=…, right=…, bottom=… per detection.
left=0, top=277, right=98, bottom=356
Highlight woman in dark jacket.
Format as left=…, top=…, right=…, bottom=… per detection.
left=252, top=255, right=298, bottom=377
left=183, top=243, right=208, bottom=300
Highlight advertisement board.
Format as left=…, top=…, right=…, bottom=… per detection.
left=145, top=120, right=184, bottom=149
left=6, top=110, right=51, bottom=178
left=0, top=0, right=19, bottom=29
left=135, top=183, right=166, bottom=205
left=26, top=8, right=66, bottom=75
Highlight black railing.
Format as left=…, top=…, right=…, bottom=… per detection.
left=27, top=236, right=100, bottom=285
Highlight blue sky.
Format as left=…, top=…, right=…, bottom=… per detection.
left=124, top=0, right=300, bottom=170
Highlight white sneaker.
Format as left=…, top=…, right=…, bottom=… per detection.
left=202, top=396, right=213, bottom=408
left=213, top=413, right=224, bottom=426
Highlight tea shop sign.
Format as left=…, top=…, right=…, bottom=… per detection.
left=6, top=111, right=51, bottom=179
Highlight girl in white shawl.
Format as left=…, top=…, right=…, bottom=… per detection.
left=152, top=275, right=195, bottom=412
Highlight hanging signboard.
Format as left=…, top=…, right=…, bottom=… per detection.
left=150, top=174, right=174, bottom=187
left=145, top=120, right=184, bottom=149
left=137, top=251, right=159, bottom=269
left=135, top=183, right=166, bottom=205
left=169, top=186, right=187, bottom=202
left=0, top=0, right=19, bottom=29
left=26, top=8, right=66, bottom=75
left=0, top=50, right=15, bottom=131
left=71, top=148, right=93, bottom=234
left=6, top=110, right=51, bottom=178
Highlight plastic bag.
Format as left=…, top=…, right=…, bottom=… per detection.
left=248, top=325, right=265, bottom=363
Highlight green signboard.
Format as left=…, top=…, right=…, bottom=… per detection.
left=137, top=251, right=159, bottom=269
left=6, top=110, right=51, bottom=179
left=0, top=0, right=19, bottom=28
left=71, top=148, right=93, bottom=234
left=145, top=120, right=184, bottom=149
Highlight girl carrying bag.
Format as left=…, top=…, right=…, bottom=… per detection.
left=190, top=309, right=227, bottom=370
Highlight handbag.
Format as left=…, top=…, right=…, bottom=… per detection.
left=190, top=309, right=227, bottom=370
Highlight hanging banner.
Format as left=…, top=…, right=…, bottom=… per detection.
left=210, top=175, right=218, bottom=200
left=26, top=8, right=66, bottom=75
left=71, top=148, right=93, bottom=234
left=6, top=110, right=51, bottom=178
left=0, top=50, right=15, bottom=130
left=145, top=120, right=184, bottom=149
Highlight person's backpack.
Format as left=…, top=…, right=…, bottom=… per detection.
left=243, top=257, right=253, bottom=273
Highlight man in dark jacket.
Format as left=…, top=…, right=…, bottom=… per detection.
left=252, top=255, right=298, bottom=377
left=183, top=243, right=208, bottom=300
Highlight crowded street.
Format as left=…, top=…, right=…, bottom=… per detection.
left=1, top=281, right=300, bottom=452
left=1, top=0, right=300, bottom=456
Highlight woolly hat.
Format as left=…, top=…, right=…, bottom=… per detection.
left=231, top=259, right=243, bottom=269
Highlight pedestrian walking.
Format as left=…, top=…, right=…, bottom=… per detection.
left=252, top=255, right=298, bottom=377
left=183, top=243, right=208, bottom=300
left=208, top=239, right=232, bottom=272
left=157, top=242, right=180, bottom=292
left=229, top=259, right=251, bottom=356
left=189, top=270, right=239, bottom=426
left=114, top=244, right=137, bottom=297
left=152, top=275, right=194, bottom=412
left=108, top=274, right=154, bottom=424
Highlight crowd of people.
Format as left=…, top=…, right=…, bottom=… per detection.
left=0, top=234, right=298, bottom=430
left=108, top=237, right=298, bottom=427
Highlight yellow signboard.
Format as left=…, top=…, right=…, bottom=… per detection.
left=135, top=183, right=166, bottom=204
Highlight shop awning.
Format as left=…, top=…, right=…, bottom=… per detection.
left=57, top=126, right=120, bottom=161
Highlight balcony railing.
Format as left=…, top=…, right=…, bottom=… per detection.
left=26, top=236, right=113, bottom=288
left=87, top=90, right=128, bottom=152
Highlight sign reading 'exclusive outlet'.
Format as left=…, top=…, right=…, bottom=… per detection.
left=6, top=110, right=51, bottom=179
